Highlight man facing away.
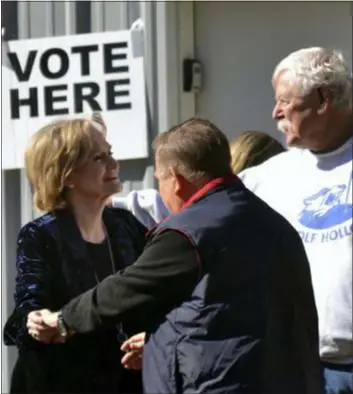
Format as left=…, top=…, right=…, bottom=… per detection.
left=29, top=118, right=323, bottom=394
left=239, top=47, right=353, bottom=394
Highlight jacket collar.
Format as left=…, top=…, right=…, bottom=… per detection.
left=182, top=173, right=239, bottom=210
left=146, top=173, right=240, bottom=238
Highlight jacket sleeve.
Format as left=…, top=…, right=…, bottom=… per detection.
left=61, top=230, right=199, bottom=333
left=3, top=223, right=53, bottom=347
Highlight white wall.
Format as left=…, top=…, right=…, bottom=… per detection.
left=194, top=1, right=352, bottom=143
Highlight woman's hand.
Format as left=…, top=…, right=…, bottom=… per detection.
left=27, top=310, right=64, bottom=344
left=120, top=332, right=146, bottom=370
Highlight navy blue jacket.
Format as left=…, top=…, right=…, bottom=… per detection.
left=142, top=175, right=323, bottom=394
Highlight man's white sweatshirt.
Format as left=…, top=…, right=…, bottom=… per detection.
left=239, top=138, right=353, bottom=364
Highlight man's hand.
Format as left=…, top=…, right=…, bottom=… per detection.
left=121, top=332, right=146, bottom=370
left=41, top=309, right=60, bottom=328
left=27, top=310, right=64, bottom=344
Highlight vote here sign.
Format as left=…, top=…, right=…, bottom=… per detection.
left=2, top=30, right=148, bottom=169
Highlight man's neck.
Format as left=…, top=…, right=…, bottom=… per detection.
left=68, top=196, right=107, bottom=243
left=311, top=114, right=353, bottom=154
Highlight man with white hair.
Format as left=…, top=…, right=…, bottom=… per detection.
left=239, top=47, right=353, bottom=394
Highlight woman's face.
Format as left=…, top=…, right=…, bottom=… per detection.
left=67, top=131, right=121, bottom=201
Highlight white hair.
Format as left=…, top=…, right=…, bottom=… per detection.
left=272, top=47, right=352, bottom=109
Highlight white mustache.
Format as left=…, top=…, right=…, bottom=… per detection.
left=277, top=120, right=291, bottom=134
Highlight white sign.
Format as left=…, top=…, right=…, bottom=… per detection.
left=1, top=30, right=148, bottom=169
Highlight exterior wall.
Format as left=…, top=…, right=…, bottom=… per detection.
left=1, top=1, right=159, bottom=391
left=193, top=1, right=353, bottom=143
left=1, top=170, right=21, bottom=393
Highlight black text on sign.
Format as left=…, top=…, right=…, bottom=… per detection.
left=8, top=42, right=132, bottom=119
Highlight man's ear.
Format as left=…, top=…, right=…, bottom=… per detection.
left=317, top=87, right=332, bottom=115
left=170, top=168, right=186, bottom=196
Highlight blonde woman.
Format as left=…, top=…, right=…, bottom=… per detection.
left=3, top=115, right=146, bottom=393
left=230, top=131, right=285, bottom=173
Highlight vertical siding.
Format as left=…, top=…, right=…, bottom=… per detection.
left=1, top=0, right=18, bottom=39
left=1, top=1, right=155, bottom=390
left=1, top=168, right=21, bottom=392
left=16, top=0, right=151, bottom=196
left=90, top=1, right=154, bottom=194
left=2, top=2, right=22, bottom=391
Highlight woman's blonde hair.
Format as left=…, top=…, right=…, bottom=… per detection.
left=25, top=113, right=107, bottom=212
left=230, top=131, right=285, bottom=173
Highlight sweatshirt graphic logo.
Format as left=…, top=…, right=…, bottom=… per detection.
left=299, top=184, right=352, bottom=230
